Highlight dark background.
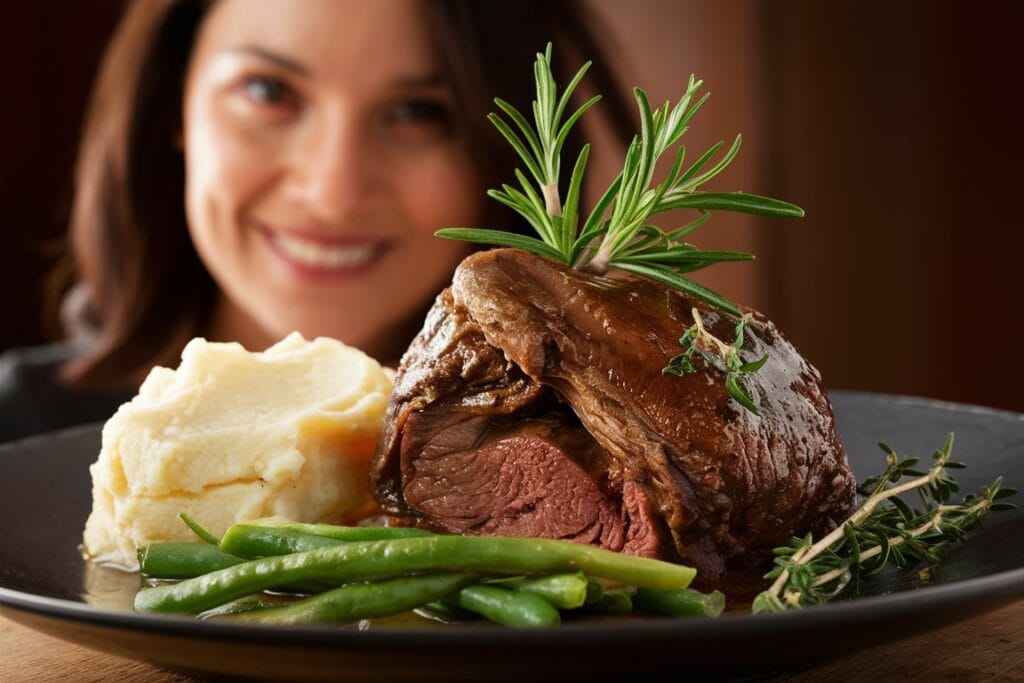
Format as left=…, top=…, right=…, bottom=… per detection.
left=2, top=1, right=1022, bottom=412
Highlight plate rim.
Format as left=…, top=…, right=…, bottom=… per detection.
left=3, top=568, right=1022, bottom=646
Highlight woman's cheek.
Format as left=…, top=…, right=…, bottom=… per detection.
left=404, top=148, right=484, bottom=235
left=206, top=113, right=282, bottom=201
left=184, top=100, right=272, bottom=287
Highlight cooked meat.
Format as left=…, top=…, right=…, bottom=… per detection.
left=370, top=249, right=856, bottom=582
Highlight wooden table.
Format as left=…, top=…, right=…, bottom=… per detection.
left=2, top=600, right=1022, bottom=682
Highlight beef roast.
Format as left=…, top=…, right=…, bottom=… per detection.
left=370, top=249, right=856, bottom=582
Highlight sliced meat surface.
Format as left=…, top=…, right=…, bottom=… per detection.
left=401, top=410, right=668, bottom=557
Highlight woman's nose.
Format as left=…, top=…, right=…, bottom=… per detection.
left=283, top=110, right=377, bottom=220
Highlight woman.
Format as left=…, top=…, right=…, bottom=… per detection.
left=0, top=0, right=634, bottom=442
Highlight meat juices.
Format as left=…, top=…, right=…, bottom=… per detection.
left=370, top=249, right=856, bottom=583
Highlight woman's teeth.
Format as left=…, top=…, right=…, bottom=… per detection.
left=275, top=234, right=376, bottom=268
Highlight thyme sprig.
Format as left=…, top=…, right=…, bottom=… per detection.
left=752, top=434, right=1017, bottom=613
left=436, top=44, right=804, bottom=318
left=662, top=309, right=768, bottom=415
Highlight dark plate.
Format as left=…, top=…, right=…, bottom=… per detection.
left=2, top=391, right=1022, bottom=682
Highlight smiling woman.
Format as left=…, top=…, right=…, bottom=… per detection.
left=183, top=0, right=484, bottom=356
left=0, top=0, right=635, bottom=442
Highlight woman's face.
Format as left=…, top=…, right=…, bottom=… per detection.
left=182, top=0, right=481, bottom=358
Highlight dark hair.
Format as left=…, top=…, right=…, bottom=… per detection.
left=62, top=0, right=635, bottom=389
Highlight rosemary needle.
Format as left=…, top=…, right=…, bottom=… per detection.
left=435, top=43, right=803, bottom=315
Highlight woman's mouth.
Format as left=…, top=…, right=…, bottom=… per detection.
left=262, top=228, right=392, bottom=281
left=276, top=233, right=378, bottom=268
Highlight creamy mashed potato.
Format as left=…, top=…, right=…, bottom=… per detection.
left=83, top=332, right=393, bottom=569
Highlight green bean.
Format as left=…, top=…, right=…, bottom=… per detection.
left=427, top=571, right=588, bottom=618
left=137, top=542, right=330, bottom=594
left=246, top=517, right=435, bottom=541
left=585, top=577, right=605, bottom=604
left=443, top=584, right=560, bottom=627
left=199, top=594, right=286, bottom=619
left=219, top=525, right=344, bottom=558
left=134, top=535, right=695, bottom=614
left=633, top=587, right=725, bottom=617
left=417, top=600, right=474, bottom=622
left=138, top=543, right=243, bottom=579
left=227, top=573, right=478, bottom=625
left=487, top=572, right=589, bottom=609
left=580, top=588, right=633, bottom=614
left=219, top=522, right=437, bottom=560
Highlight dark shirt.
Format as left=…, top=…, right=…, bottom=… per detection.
left=0, top=344, right=134, bottom=444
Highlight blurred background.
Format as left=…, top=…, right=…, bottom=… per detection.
left=3, top=0, right=1022, bottom=412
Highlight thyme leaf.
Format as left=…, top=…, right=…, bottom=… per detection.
left=752, top=434, right=1018, bottom=613
left=661, top=309, right=767, bottom=414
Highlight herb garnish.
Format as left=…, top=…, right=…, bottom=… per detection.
left=752, top=434, right=1017, bottom=613
left=662, top=309, right=768, bottom=415
left=436, top=44, right=804, bottom=318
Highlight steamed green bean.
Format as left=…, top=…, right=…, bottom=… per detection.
left=135, top=535, right=695, bottom=614
left=227, top=573, right=478, bottom=625
left=443, top=584, right=560, bottom=627
left=138, top=543, right=243, bottom=579
left=487, top=571, right=588, bottom=609
left=633, top=587, right=725, bottom=617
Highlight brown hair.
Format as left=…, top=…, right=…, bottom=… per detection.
left=62, top=0, right=635, bottom=390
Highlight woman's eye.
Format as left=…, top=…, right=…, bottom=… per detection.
left=390, top=100, right=450, bottom=127
left=240, top=76, right=293, bottom=106
left=384, top=100, right=452, bottom=146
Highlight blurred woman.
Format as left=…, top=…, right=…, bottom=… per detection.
left=0, top=0, right=633, bottom=441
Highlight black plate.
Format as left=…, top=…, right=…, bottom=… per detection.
left=2, top=391, right=1022, bottom=682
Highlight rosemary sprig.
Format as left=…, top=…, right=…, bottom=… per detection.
left=436, top=44, right=804, bottom=318
left=752, top=434, right=1017, bottom=613
left=662, top=309, right=768, bottom=415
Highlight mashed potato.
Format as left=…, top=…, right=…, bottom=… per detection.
left=82, top=332, right=393, bottom=569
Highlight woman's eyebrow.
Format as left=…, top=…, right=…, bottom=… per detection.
left=228, top=46, right=309, bottom=75
left=393, top=74, right=445, bottom=89
left=221, top=50, right=444, bottom=89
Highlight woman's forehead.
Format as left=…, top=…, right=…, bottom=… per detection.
left=192, top=0, right=442, bottom=84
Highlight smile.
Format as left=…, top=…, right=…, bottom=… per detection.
left=261, top=227, right=392, bottom=282
left=274, top=234, right=378, bottom=268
